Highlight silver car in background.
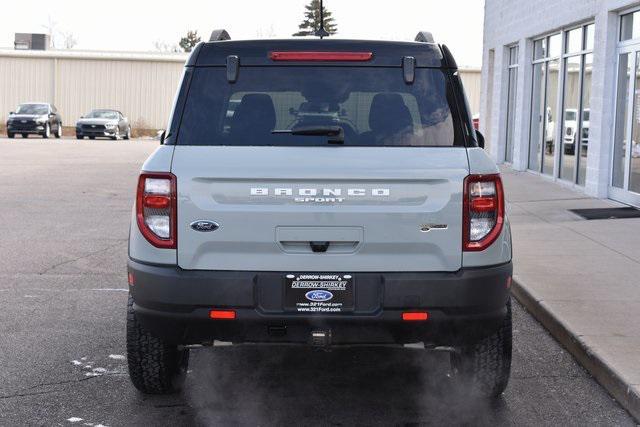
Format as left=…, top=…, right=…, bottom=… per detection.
left=76, top=109, right=131, bottom=140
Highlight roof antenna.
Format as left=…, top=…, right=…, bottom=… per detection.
left=315, top=0, right=329, bottom=39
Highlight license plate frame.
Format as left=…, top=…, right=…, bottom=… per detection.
left=284, top=273, right=354, bottom=313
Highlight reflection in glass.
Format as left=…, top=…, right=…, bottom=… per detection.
left=566, top=28, right=583, bottom=54
left=529, top=63, right=545, bottom=171
left=543, top=59, right=560, bottom=175
left=585, top=24, right=595, bottom=50
left=509, top=46, right=519, bottom=65
left=534, top=39, right=546, bottom=61
left=630, top=52, right=640, bottom=193
left=505, top=66, right=518, bottom=163
left=549, top=34, right=562, bottom=57
left=621, top=12, right=640, bottom=42
left=561, top=56, right=581, bottom=181
left=578, top=54, right=593, bottom=186
left=613, top=53, right=631, bottom=188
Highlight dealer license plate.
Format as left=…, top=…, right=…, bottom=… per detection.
left=284, top=273, right=354, bottom=313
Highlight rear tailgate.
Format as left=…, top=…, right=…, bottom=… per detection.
left=172, top=146, right=468, bottom=272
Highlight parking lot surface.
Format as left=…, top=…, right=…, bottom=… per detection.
left=0, top=138, right=634, bottom=426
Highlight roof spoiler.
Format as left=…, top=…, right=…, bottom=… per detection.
left=209, top=29, right=231, bottom=42
left=414, top=32, right=435, bottom=43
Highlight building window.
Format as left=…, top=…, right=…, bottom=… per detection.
left=505, top=45, right=519, bottom=163
left=529, top=33, right=561, bottom=175
left=528, top=24, right=594, bottom=184
left=620, top=10, right=640, bottom=42
left=559, top=23, right=594, bottom=185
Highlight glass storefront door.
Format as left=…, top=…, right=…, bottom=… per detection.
left=611, top=11, right=640, bottom=207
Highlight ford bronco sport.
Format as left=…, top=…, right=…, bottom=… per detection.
left=126, top=30, right=513, bottom=397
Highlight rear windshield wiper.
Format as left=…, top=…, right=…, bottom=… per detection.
left=272, top=125, right=344, bottom=145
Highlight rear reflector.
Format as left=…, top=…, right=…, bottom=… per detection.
left=470, top=196, right=496, bottom=212
left=269, top=51, right=373, bottom=62
left=209, top=310, right=236, bottom=320
left=402, top=312, right=429, bottom=321
left=127, top=272, right=135, bottom=286
left=143, top=195, right=171, bottom=209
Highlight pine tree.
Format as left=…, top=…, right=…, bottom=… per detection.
left=292, top=0, right=337, bottom=37
left=179, top=30, right=202, bottom=53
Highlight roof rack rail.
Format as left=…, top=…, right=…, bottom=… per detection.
left=415, top=32, right=435, bottom=43
left=209, top=29, right=231, bottom=42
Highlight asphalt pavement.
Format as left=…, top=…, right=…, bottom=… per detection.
left=0, top=138, right=634, bottom=426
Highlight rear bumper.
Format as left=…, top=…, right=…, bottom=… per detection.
left=128, top=259, right=512, bottom=346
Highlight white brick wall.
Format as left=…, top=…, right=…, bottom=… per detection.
left=482, top=0, right=640, bottom=200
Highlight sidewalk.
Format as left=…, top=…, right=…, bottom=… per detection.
left=502, top=167, right=640, bottom=420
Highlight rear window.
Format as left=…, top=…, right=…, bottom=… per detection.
left=177, top=67, right=461, bottom=147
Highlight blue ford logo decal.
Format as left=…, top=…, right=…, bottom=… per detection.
left=190, top=220, right=219, bottom=232
left=305, top=290, right=333, bottom=302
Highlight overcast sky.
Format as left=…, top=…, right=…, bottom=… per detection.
left=0, top=0, right=485, bottom=67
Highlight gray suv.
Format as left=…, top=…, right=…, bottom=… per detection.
left=7, top=103, right=62, bottom=139
left=126, top=31, right=513, bottom=397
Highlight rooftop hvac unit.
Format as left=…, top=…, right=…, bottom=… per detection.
left=14, top=33, right=51, bottom=50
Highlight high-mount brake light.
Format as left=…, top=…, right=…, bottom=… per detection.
left=463, top=174, right=504, bottom=252
left=136, top=172, right=177, bottom=249
left=269, top=51, right=373, bottom=62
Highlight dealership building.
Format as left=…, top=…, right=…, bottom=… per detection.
left=482, top=0, right=640, bottom=207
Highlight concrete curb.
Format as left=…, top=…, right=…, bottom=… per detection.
left=511, top=276, right=640, bottom=422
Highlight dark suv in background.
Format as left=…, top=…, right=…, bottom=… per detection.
left=7, top=103, right=63, bottom=139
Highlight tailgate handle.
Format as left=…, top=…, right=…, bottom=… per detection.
left=276, top=227, right=363, bottom=254
left=310, top=241, right=330, bottom=253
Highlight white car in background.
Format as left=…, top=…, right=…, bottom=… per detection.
left=563, top=108, right=590, bottom=155
left=544, top=107, right=555, bottom=154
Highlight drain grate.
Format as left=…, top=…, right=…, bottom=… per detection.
left=570, top=207, right=640, bottom=220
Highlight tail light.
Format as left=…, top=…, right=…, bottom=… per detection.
left=136, top=172, right=177, bottom=249
left=463, top=174, right=504, bottom=251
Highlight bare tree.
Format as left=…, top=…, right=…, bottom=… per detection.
left=62, top=32, right=78, bottom=49
left=41, top=15, right=58, bottom=48
left=153, top=40, right=181, bottom=53
left=256, top=25, right=276, bottom=38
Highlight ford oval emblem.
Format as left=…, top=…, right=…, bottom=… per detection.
left=190, top=220, right=219, bottom=232
left=305, top=290, right=333, bottom=302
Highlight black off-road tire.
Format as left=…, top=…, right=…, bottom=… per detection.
left=7, top=132, right=14, bottom=139
left=126, top=295, right=189, bottom=394
left=451, top=298, right=512, bottom=398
